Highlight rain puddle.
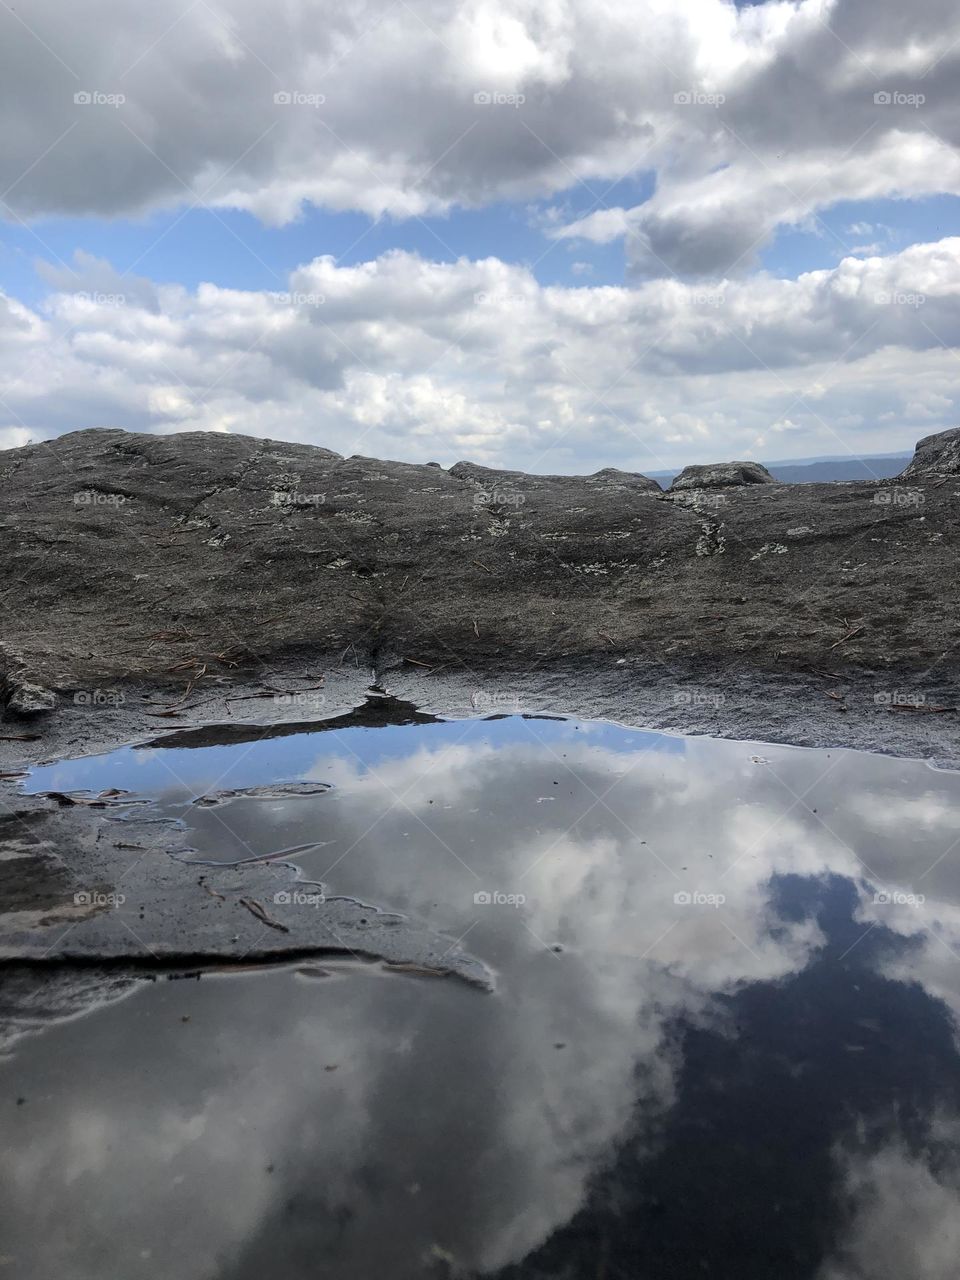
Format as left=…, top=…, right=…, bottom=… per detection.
left=5, top=705, right=960, bottom=1278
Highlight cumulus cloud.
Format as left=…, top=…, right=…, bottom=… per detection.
left=3, top=0, right=960, bottom=465
left=820, top=1141, right=960, bottom=1280
left=1, top=238, right=958, bottom=469
left=0, top=0, right=958, bottom=274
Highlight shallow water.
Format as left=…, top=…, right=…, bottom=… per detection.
left=6, top=711, right=960, bottom=1278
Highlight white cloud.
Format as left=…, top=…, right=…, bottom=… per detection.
left=3, top=237, right=959, bottom=470
left=820, top=1142, right=960, bottom=1280
left=0, top=0, right=958, bottom=277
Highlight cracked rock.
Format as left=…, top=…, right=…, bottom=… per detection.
left=900, top=427, right=960, bottom=478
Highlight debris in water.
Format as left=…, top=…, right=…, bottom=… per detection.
left=239, top=898, right=289, bottom=932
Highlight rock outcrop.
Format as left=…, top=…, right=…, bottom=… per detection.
left=0, top=427, right=957, bottom=716
left=450, top=460, right=662, bottom=494
left=899, top=426, right=960, bottom=478
left=670, top=461, right=775, bottom=490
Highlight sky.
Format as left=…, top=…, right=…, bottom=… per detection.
left=0, top=0, right=958, bottom=474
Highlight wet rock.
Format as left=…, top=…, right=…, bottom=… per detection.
left=192, top=782, right=333, bottom=806
left=669, top=461, right=775, bottom=490
left=0, top=789, right=493, bottom=988
left=899, top=426, right=960, bottom=478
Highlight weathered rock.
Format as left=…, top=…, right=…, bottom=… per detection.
left=4, top=680, right=56, bottom=716
left=0, top=426, right=956, bottom=721
left=586, top=467, right=662, bottom=493
left=900, top=426, right=960, bottom=478
left=669, top=460, right=775, bottom=490
left=449, top=460, right=661, bottom=494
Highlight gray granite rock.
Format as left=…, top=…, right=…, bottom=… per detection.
left=669, top=460, right=775, bottom=490
left=900, top=426, right=960, bottom=478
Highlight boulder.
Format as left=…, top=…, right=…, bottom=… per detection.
left=670, top=461, right=775, bottom=491
left=899, top=427, right=960, bottom=479
left=586, top=468, right=661, bottom=493
left=5, top=680, right=56, bottom=715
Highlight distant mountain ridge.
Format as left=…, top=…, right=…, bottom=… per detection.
left=649, top=454, right=912, bottom=486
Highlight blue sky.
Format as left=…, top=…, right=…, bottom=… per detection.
left=26, top=713, right=679, bottom=797
left=1, top=0, right=959, bottom=472
left=7, top=186, right=959, bottom=309
left=1, top=183, right=649, bottom=306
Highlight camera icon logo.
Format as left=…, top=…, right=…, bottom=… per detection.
left=273, top=90, right=292, bottom=105
left=74, top=91, right=92, bottom=105
left=474, top=91, right=492, bottom=105
left=874, top=91, right=892, bottom=104
left=273, top=891, right=292, bottom=905
left=473, top=890, right=492, bottom=905
left=673, top=890, right=692, bottom=905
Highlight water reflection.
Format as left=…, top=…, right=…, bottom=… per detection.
left=6, top=713, right=960, bottom=1277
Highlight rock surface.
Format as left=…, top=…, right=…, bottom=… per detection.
left=900, top=426, right=960, bottom=478
left=0, top=425, right=956, bottom=712
left=669, top=460, right=775, bottom=490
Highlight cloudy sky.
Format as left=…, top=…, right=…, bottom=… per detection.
left=1, top=0, right=958, bottom=472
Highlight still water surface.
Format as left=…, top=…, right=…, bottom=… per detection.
left=5, top=711, right=960, bottom=1278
